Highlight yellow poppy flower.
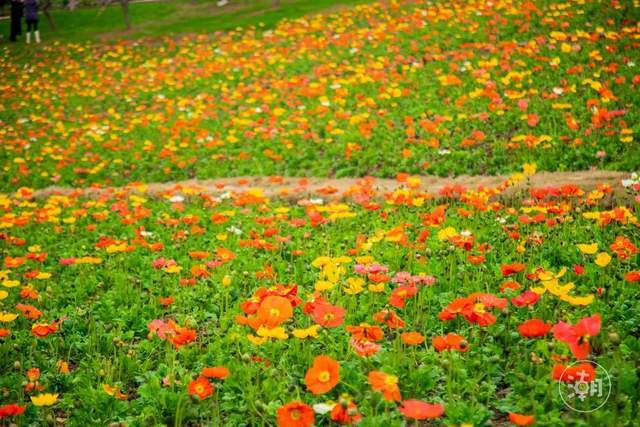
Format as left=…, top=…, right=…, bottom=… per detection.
left=343, top=277, right=364, bottom=295
left=595, top=252, right=611, bottom=267
left=292, top=325, right=321, bottom=339
left=246, top=334, right=267, bottom=346
left=577, top=243, right=598, bottom=254
left=31, top=393, right=59, bottom=406
left=368, top=283, right=385, bottom=293
left=1, top=280, right=20, bottom=288
left=164, top=265, right=182, bottom=274
left=0, top=312, right=18, bottom=322
left=257, top=326, right=288, bottom=340
left=314, top=280, right=334, bottom=292
left=437, top=227, right=458, bottom=241
left=560, top=294, right=594, bottom=306
left=312, top=256, right=331, bottom=268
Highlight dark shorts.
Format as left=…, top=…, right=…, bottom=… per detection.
left=26, top=19, right=38, bottom=32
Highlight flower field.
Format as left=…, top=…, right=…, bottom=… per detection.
left=1, top=0, right=639, bottom=426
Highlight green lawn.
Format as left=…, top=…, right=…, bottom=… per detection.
left=0, top=0, right=368, bottom=43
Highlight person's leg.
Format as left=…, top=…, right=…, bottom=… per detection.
left=10, top=21, right=17, bottom=42
left=34, top=20, right=40, bottom=43
left=26, top=20, right=32, bottom=43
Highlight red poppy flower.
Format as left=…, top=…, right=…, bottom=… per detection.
left=311, top=303, right=346, bottom=328
left=0, top=403, right=26, bottom=418
left=510, top=290, right=540, bottom=307
left=518, top=319, right=552, bottom=338
left=398, top=400, right=444, bottom=420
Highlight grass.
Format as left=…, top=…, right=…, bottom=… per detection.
left=0, top=0, right=369, bottom=43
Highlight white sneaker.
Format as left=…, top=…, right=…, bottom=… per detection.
left=35, top=31, right=40, bottom=43
left=217, top=0, right=228, bottom=6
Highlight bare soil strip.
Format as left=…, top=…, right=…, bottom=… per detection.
left=29, top=170, right=634, bottom=202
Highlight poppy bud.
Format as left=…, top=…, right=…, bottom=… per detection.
left=185, top=317, right=197, bottom=328
left=608, top=332, right=620, bottom=344
left=14, top=361, right=20, bottom=369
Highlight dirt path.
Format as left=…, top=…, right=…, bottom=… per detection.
left=30, top=170, right=635, bottom=203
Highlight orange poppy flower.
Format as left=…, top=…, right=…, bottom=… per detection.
left=257, top=296, right=293, bottom=328
left=31, top=322, right=58, bottom=338
left=372, top=309, right=405, bottom=329
left=201, top=366, right=230, bottom=379
left=401, top=332, right=425, bottom=345
left=345, top=324, right=384, bottom=342
left=508, top=412, right=535, bottom=426
left=330, top=395, right=362, bottom=425
left=625, top=270, right=640, bottom=282
left=187, top=376, right=214, bottom=400
left=552, top=363, right=596, bottom=383
left=16, top=303, right=42, bottom=320
left=501, top=263, right=526, bottom=277
left=305, top=355, right=340, bottom=395
left=368, top=371, right=401, bottom=401
left=276, top=401, right=314, bottom=427
left=389, top=285, right=418, bottom=308
left=432, top=333, right=468, bottom=352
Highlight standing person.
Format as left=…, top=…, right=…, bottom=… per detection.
left=24, top=0, right=39, bottom=43
left=9, top=0, right=23, bottom=42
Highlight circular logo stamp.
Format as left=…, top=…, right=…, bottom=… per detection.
left=557, top=360, right=611, bottom=413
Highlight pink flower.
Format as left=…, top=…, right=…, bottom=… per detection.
left=552, top=314, right=601, bottom=359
